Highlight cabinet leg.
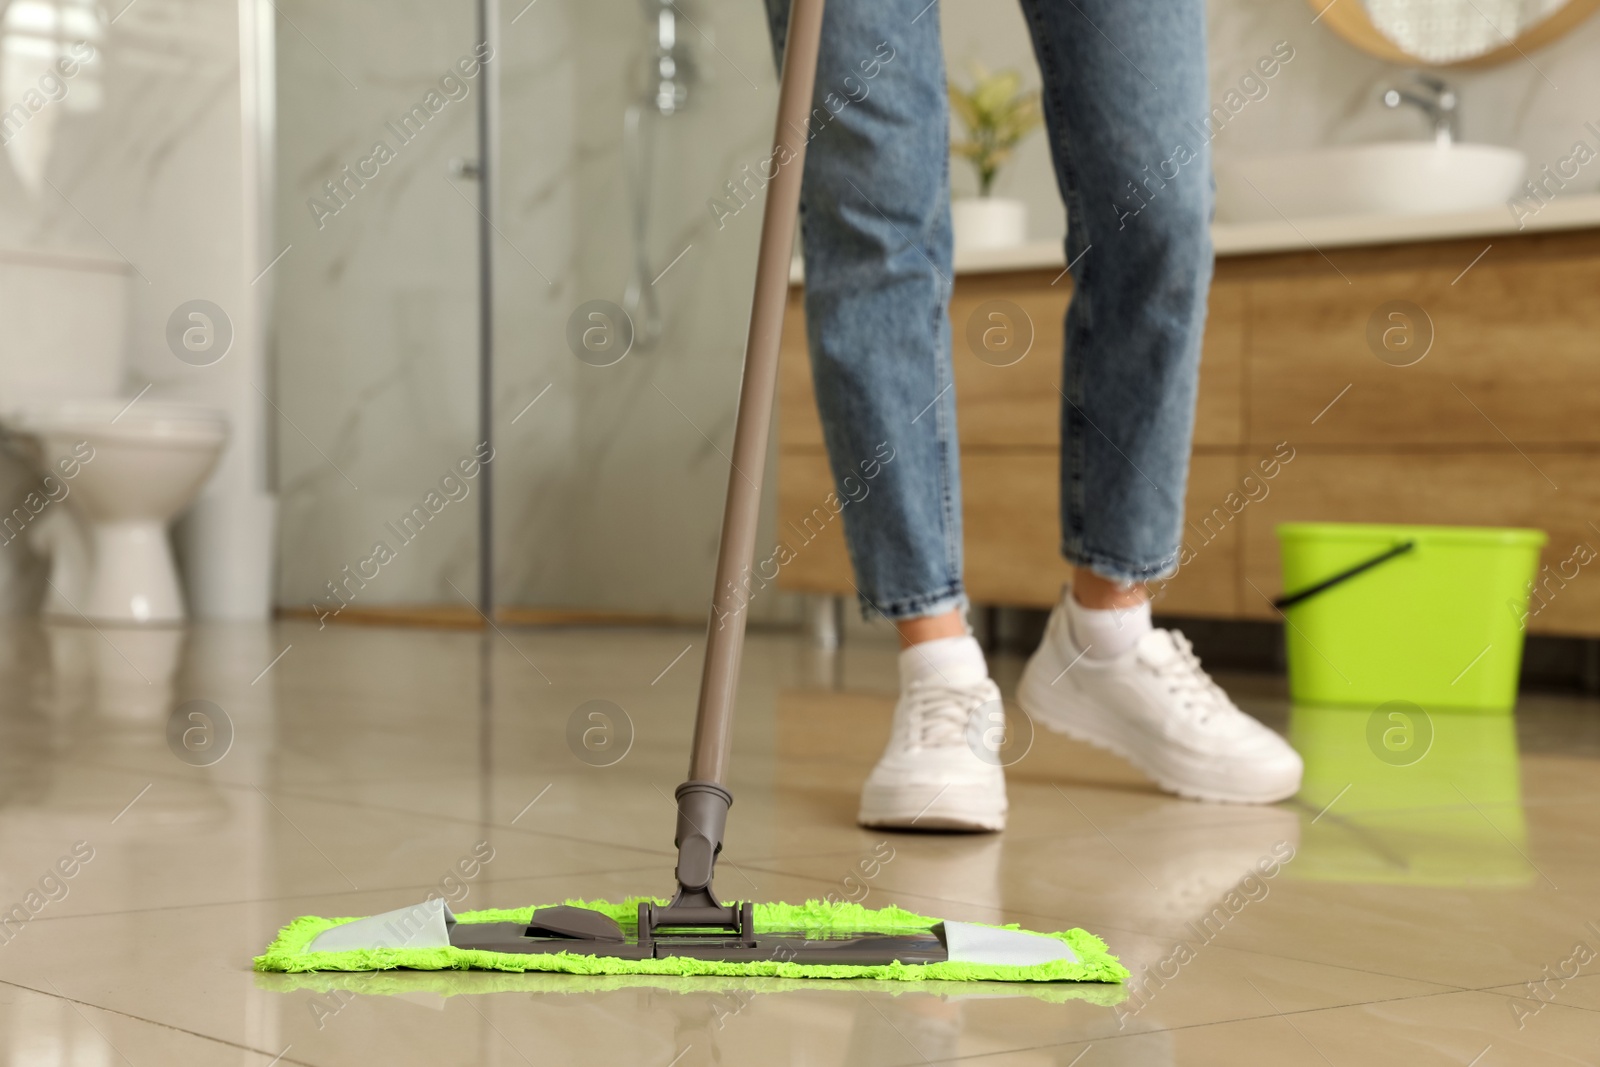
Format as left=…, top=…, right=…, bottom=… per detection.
left=971, top=604, right=1002, bottom=654
left=805, top=594, right=843, bottom=650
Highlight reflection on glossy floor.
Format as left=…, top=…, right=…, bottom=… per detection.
left=1, top=619, right=1598, bottom=1066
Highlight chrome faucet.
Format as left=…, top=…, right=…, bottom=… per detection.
left=1383, top=74, right=1460, bottom=146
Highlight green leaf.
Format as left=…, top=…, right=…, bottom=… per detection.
left=947, top=66, right=1043, bottom=192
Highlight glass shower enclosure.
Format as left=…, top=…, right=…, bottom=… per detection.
left=273, top=0, right=787, bottom=628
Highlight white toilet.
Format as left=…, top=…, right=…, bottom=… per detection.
left=0, top=249, right=229, bottom=624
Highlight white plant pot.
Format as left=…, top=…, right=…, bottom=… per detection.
left=952, top=197, right=1027, bottom=253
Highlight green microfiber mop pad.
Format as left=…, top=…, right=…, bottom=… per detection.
left=256, top=965, right=1131, bottom=1007
left=254, top=897, right=1128, bottom=984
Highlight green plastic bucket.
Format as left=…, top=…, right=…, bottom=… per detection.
left=1275, top=523, right=1546, bottom=711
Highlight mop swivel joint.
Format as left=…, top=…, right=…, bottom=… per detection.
left=635, top=780, right=754, bottom=949
left=671, top=779, right=732, bottom=891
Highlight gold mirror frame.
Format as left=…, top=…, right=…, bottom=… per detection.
left=1308, top=0, right=1600, bottom=67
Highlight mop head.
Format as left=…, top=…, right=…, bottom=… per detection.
left=255, top=898, right=1128, bottom=984
left=257, top=967, right=1130, bottom=1006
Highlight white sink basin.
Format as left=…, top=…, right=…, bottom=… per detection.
left=1214, top=142, right=1527, bottom=223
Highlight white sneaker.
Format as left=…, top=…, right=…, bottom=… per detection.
left=1018, top=603, right=1303, bottom=804
left=858, top=675, right=1008, bottom=832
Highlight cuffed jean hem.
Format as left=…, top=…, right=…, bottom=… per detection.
left=856, top=586, right=968, bottom=622
left=1062, top=543, right=1180, bottom=585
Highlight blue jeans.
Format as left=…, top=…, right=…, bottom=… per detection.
left=765, top=0, right=1213, bottom=619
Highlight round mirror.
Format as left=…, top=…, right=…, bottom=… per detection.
left=1310, top=0, right=1600, bottom=66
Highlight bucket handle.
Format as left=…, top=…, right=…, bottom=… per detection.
left=1274, top=540, right=1416, bottom=611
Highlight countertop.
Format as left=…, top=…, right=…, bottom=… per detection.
left=789, top=191, right=1600, bottom=282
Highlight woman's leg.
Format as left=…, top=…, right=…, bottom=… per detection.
left=1013, top=1, right=1302, bottom=805
left=766, top=0, right=1009, bottom=831
left=762, top=0, right=965, bottom=627
left=1015, top=0, right=1215, bottom=585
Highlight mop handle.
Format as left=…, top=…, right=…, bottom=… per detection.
left=688, top=0, right=826, bottom=785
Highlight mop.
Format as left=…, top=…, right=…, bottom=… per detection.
left=255, top=0, right=1127, bottom=984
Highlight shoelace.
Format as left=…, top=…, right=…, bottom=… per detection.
left=903, top=679, right=1000, bottom=748
left=1143, top=631, right=1231, bottom=725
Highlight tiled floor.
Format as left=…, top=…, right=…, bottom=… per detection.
left=1, top=619, right=1598, bottom=1065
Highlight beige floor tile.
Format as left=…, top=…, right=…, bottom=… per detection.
left=0, top=867, right=1462, bottom=1067
left=1486, top=971, right=1600, bottom=1020
left=1187, top=869, right=1599, bottom=990
left=0, top=979, right=294, bottom=1067
left=0, top=620, right=1594, bottom=1065
left=1163, top=989, right=1600, bottom=1067
left=954, top=990, right=1599, bottom=1067
left=0, top=868, right=1123, bottom=1066
left=0, top=762, right=669, bottom=919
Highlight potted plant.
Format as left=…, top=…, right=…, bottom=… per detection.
left=948, top=65, right=1043, bottom=252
